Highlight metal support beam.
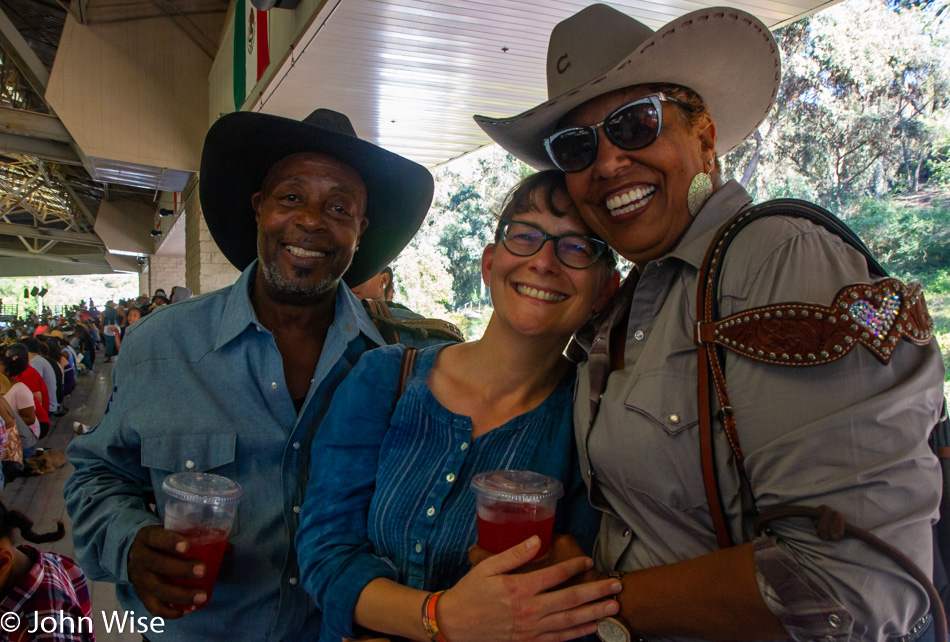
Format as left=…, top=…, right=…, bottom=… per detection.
left=0, top=6, right=50, bottom=100
left=35, top=160, right=81, bottom=230
left=146, top=0, right=218, bottom=60
left=54, top=171, right=97, bottom=227
left=0, top=247, right=107, bottom=268
left=0, top=221, right=103, bottom=246
left=0, top=106, right=73, bottom=143
left=0, top=132, right=81, bottom=164
left=0, top=175, right=43, bottom=223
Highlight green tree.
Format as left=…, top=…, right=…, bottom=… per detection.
left=725, top=0, right=950, bottom=207
left=429, top=148, right=531, bottom=310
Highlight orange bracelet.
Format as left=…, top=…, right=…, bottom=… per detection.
left=421, top=590, right=447, bottom=642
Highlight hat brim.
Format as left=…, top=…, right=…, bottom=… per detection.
left=475, top=7, right=780, bottom=169
left=199, top=112, right=434, bottom=285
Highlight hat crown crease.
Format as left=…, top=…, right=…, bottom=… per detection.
left=546, top=3, right=655, bottom=99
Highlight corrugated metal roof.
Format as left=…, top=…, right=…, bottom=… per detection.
left=253, top=0, right=838, bottom=168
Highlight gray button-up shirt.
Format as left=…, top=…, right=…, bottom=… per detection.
left=574, top=181, right=945, bottom=641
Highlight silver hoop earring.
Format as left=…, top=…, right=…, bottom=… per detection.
left=687, top=171, right=713, bottom=217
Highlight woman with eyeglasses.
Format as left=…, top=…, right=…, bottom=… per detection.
left=476, top=5, right=945, bottom=642
left=297, top=170, right=624, bottom=641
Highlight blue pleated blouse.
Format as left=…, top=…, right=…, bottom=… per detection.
left=296, top=343, right=599, bottom=641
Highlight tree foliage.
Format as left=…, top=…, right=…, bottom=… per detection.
left=427, top=148, right=531, bottom=310
left=724, top=0, right=950, bottom=207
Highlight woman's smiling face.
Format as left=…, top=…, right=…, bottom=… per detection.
left=563, top=86, right=716, bottom=266
left=483, top=187, right=611, bottom=340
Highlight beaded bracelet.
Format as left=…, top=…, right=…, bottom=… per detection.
left=421, top=590, right=447, bottom=642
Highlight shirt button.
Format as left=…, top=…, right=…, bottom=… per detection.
left=414, top=543, right=422, bottom=553
left=587, top=469, right=594, bottom=478
left=828, top=615, right=841, bottom=628
left=271, top=382, right=278, bottom=390
left=460, top=442, right=468, bottom=451
left=446, top=473, right=456, bottom=483
left=668, top=414, right=680, bottom=425
left=185, top=460, right=195, bottom=470
left=288, top=577, right=298, bottom=586
left=255, top=325, right=262, bottom=332
left=634, top=330, right=645, bottom=341
left=622, top=528, right=631, bottom=537
left=292, top=442, right=301, bottom=450
left=823, top=636, right=835, bottom=642
left=293, top=505, right=301, bottom=514
left=426, top=507, right=435, bottom=517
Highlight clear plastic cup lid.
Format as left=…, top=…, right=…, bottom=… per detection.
left=162, top=472, right=244, bottom=506
left=470, top=470, right=564, bottom=504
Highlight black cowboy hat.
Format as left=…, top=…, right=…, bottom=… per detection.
left=199, top=109, right=434, bottom=285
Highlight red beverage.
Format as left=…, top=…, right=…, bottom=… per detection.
left=477, top=503, right=556, bottom=560
left=169, top=526, right=228, bottom=611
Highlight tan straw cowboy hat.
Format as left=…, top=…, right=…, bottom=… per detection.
left=475, top=4, right=781, bottom=169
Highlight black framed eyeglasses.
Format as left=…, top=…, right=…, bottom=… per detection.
left=497, top=220, right=607, bottom=269
left=543, top=93, right=691, bottom=173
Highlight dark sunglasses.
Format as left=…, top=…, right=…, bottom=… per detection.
left=497, top=220, right=607, bottom=269
left=543, top=93, right=691, bottom=173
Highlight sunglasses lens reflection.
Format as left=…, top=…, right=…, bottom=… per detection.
left=546, top=99, right=662, bottom=173
left=605, top=102, right=660, bottom=151
left=548, top=129, right=597, bottom=173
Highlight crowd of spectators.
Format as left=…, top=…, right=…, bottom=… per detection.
left=0, top=287, right=182, bottom=490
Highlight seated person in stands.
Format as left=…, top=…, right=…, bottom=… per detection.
left=0, top=366, right=37, bottom=463
left=4, top=344, right=49, bottom=440
left=20, top=338, right=57, bottom=418
left=35, top=340, right=65, bottom=417
left=0, top=501, right=92, bottom=641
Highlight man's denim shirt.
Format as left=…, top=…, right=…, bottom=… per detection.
left=63, top=261, right=387, bottom=642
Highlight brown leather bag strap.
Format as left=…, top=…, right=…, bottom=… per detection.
left=695, top=199, right=889, bottom=548
left=695, top=200, right=947, bottom=641
left=397, top=347, right=419, bottom=399
left=696, top=234, right=737, bottom=549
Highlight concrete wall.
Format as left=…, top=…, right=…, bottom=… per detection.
left=183, top=180, right=240, bottom=295
left=147, top=256, right=186, bottom=296
left=138, top=267, right=149, bottom=296
left=47, top=8, right=223, bottom=172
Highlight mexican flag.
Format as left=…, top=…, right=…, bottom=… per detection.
left=233, top=0, right=270, bottom=111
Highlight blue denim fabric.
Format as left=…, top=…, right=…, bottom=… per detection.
left=296, top=344, right=600, bottom=641
left=64, top=262, right=388, bottom=642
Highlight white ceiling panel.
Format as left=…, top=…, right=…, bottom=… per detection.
left=253, top=0, right=837, bottom=168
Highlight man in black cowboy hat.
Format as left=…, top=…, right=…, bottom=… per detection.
left=64, top=108, right=435, bottom=642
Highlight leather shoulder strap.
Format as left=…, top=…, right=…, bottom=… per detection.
left=694, top=199, right=888, bottom=549
left=397, top=346, right=419, bottom=399
left=362, top=300, right=464, bottom=345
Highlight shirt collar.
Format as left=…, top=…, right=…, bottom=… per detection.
left=665, top=179, right=753, bottom=270
left=214, top=260, right=386, bottom=351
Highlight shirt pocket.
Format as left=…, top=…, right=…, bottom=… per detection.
left=142, top=432, right=240, bottom=535
left=620, top=370, right=706, bottom=510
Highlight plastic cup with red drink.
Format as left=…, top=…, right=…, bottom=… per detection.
left=161, top=472, right=243, bottom=611
left=470, top=470, right=564, bottom=559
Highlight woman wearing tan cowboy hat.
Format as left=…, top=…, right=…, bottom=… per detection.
left=477, top=5, right=946, bottom=641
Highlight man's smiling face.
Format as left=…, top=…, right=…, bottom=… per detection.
left=252, top=152, right=368, bottom=305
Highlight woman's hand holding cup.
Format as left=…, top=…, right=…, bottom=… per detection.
left=440, top=535, right=622, bottom=641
